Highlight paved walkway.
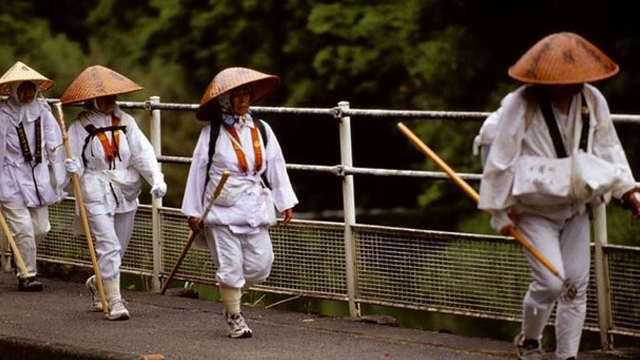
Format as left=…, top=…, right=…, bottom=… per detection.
left=0, top=272, right=637, bottom=360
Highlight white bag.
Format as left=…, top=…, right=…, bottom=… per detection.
left=570, top=152, right=623, bottom=203
left=212, top=175, right=247, bottom=207
left=263, top=187, right=277, bottom=226
left=512, top=155, right=571, bottom=205
left=513, top=153, right=623, bottom=206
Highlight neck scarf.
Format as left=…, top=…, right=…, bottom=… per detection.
left=217, top=91, right=253, bottom=129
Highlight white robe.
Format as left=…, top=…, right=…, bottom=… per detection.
left=478, top=84, right=637, bottom=220
left=67, top=106, right=163, bottom=215
left=0, top=98, right=65, bottom=207
left=181, top=118, right=298, bottom=232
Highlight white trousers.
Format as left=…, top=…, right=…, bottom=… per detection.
left=203, top=225, right=273, bottom=289
left=0, top=202, right=50, bottom=278
left=516, top=212, right=590, bottom=360
left=88, top=210, right=135, bottom=280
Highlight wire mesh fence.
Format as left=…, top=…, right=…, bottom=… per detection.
left=19, top=98, right=640, bottom=350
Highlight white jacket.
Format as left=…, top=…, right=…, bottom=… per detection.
left=67, top=106, right=163, bottom=215
left=478, top=84, right=637, bottom=220
left=182, top=118, right=298, bottom=232
left=0, top=99, right=65, bottom=207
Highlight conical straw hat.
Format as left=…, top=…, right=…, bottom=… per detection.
left=0, top=61, right=54, bottom=95
left=60, top=65, right=143, bottom=105
left=508, top=32, right=619, bottom=84
left=196, top=67, right=280, bottom=120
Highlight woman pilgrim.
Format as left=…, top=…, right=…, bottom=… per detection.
left=61, top=65, right=167, bottom=320
left=0, top=61, right=66, bottom=291
left=182, top=67, right=298, bottom=338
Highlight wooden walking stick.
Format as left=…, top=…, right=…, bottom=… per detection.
left=397, top=122, right=576, bottom=297
left=53, top=103, right=109, bottom=315
left=160, top=170, right=230, bottom=295
left=0, top=211, right=30, bottom=278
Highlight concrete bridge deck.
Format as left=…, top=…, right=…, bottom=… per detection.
left=0, top=272, right=637, bottom=360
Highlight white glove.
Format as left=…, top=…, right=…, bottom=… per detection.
left=64, top=157, right=82, bottom=174
left=490, top=209, right=515, bottom=235
left=151, top=180, right=167, bottom=199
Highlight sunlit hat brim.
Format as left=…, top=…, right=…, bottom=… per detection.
left=0, top=61, right=54, bottom=95
left=196, top=67, right=279, bottom=121
left=60, top=65, right=143, bottom=105
left=508, top=32, right=619, bottom=84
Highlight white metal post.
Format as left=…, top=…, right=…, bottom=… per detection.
left=149, top=96, right=163, bottom=290
left=337, top=101, right=360, bottom=318
left=593, top=202, right=613, bottom=350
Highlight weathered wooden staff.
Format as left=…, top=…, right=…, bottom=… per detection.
left=397, top=122, right=576, bottom=298
left=54, top=103, right=109, bottom=315
left=160, top=170, right=230, bottom=295
left=0, top=211, right=30, bottom=278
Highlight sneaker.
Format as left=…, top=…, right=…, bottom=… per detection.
left=18, top=276, right=43, bottom=292
left=514, top=333, right=546, bottom=360
left=107, top=298, right=130, bottom=321
left=225, top=312, right=252, bottom=338
left=85, top=276, right=103, bottom=311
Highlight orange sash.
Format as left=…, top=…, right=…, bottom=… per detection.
left=225, top=124, right=263, bottom=174
left=95, top=115, right=121, bottom=167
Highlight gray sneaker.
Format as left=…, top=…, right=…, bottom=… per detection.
left=107, top=297, right=130, bottom=321
left=514, top=333, right=546, bottom=360
left=225, top=312, right=252, bottom=338
left=85, top=275, right=103, bottom=311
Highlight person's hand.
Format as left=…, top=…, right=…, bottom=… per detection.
left=622, top=189, right=640, bottom=220
left=490, top=209, right=515, bottom=235
left=151, top=180, right=167, bottom=199
left=64, top=157, right=81, bottom=174
left=188, top=216, right=202, bottom=233
left=281, top=208, right=293, bottom=225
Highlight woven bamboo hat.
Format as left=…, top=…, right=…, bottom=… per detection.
left=0, top=61, right=54, bottom=95
left=508, top=32, right=619, bottom=84
left=60, top=65, right=143, bottom=105
left=196, top=67, right=280, bottom=120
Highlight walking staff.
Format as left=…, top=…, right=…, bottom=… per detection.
left=54, top=102, right=108, bottom=316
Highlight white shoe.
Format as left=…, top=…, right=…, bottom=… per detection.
left=514, top=333, right=546, bottom=360
left=85, top=275, right=103, bottom=311
left=225, top=312, right=252, bottom=338
left=107, top=298, right=130, bottom=321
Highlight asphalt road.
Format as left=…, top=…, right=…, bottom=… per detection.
left=0, top=272, right=637, bottom=360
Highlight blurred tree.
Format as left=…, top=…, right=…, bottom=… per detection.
left=0, top=4, right=89, bottom=98
left=4, top=0, right=640, bottom=244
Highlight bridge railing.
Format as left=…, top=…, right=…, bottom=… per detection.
left=35, top=97, right=640, bottom=351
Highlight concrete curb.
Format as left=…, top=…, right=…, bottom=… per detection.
left=0, top=335, right=164, bottom=360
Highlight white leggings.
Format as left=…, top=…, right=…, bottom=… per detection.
left=1, top=202, right=50, bottom=278
left=203, top=225, right=273, bottom=289
left=516, top=212, right=590, bottom=359
left=87, top=210, right=135, bottom=280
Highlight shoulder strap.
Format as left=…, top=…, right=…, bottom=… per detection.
left=80, top=115, right=127, bottom=167
left=578, top=93, right=590, bottom=152
left=15, top=117, right=42, bottom=164
left=255, top=119, right=268, bottom=147
left=204, top=123, right=220, bottom=189
left=203, top=119, right=269, bottom=188
left=254, top=119, right=270, bottom=188
left=538, top=96, right=568, bottom=158
left=539, top=92, right=591, bottom=158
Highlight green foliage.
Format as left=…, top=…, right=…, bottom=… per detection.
left=5, top=0, right=640, bottom=240
left=606, top=205, right=640, bottom=246
left=0, top=13, right=88, bottom=98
